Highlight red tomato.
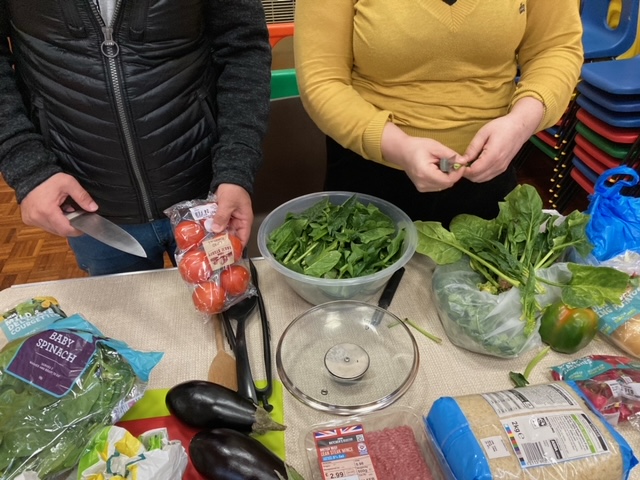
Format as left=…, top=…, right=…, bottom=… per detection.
left=220, top=265, right=251, bottom=296
left=213, top=233, right=244, bottom=261
left=178, top=249, right=212, bottom=284
left=174, top=220, right=206, bottom=251
left=192, top=281, right=226, bottom=314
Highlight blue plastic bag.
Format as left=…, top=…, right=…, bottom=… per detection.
left=586, top=166, right=640, bottom=262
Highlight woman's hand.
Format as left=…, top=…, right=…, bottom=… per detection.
left=462, top=97, right=545, bottom=183
left=381, top=123, right=465, bottom=192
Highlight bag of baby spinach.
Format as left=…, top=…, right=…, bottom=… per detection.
left=0, top=314, right=163, bottom=480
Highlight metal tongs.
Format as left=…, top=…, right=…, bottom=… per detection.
left=221, top=258, right=274, bottom=411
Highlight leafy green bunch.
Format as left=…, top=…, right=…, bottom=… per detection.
left=267, top=195, right=406, bottom=279
left=0, top=340, right=138, bottom=479
left=415, top=184, right=630, bottom=334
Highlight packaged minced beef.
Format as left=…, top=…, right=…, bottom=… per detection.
left=303, top=406, right=447, bottom=480
left=426, top=382, right=638, bottom=480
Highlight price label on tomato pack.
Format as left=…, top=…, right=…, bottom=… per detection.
left=189, top=203, right=217, bottom=221
left=313, top=424, right=378, bottom=480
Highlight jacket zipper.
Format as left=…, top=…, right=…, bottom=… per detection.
left=89, top=0, right=155, bottom=221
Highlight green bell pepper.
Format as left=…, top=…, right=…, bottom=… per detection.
left=539, top=300, right=599, bottom=354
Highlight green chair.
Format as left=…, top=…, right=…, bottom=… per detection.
left=575, top=121, right=631, bottom=159
left=576, top=107, right=640, bottom=144
left=270, top=69, right=299, bottom=100
left=529, top=135, right=558, bottom=160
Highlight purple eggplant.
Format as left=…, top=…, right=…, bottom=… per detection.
left=165, top=380, right=285, bottom=435
left=190, top=428, right=304, bottom=480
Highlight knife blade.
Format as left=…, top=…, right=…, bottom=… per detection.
left=65, top=210, right=147, bottom=258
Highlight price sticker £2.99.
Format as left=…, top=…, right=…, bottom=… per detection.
left=313, top=424, right=378, bottom=480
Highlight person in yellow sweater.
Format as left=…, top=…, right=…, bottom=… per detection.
left=294, top=0, right=583, bottom=226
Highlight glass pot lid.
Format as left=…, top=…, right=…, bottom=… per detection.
left=276, top=300, right=419, bottom=415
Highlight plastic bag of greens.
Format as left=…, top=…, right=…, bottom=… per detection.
left=432, top=260, right=571, bottom=358
left=0, top=314, right=163, bottom=480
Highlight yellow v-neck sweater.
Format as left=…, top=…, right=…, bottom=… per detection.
left=294, top=0, right=583, bottom=167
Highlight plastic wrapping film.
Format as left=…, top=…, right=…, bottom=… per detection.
left=431, top=261, right=573, bottom=358
left=302, top=406, right=450, bottom=480
left=426, top=381, right=638, bottom=480
left=0, top=314, right=163, bottom=480
left=164, top=194, right=256, bottom=316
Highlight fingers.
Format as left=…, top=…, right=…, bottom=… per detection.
left=20, top=173, right=94, bottom=237
left=412, top=166, right=465, bottom=192
left=67, top=186, right=99, bottom=212
left=462, top=127, right=490, bottom=165
left=211, top=184, right=254, bottom=246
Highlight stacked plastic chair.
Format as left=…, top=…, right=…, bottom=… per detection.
left=268, top=23, right=299, bottom=100
left=581, top=0, right=640, bottom=60
left=523, top=0, right=640, bottom=210
left=560, top=55, right=640, bottom=207
left=261, top=0, right=297, bottom=100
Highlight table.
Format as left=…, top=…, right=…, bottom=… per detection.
left=1, top=255, right=638, bottom=479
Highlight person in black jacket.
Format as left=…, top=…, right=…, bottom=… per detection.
left=0, top=0, right=272, bottom=275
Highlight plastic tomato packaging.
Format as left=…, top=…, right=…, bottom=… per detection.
left=164, top=196, right=256, bottom=316
left=551, top=354, right=640, bottom=428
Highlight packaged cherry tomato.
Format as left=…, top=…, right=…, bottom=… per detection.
left=164, top=196, right=256, bottom=316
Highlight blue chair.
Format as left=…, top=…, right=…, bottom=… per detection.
left=577, top=94, right=640, bottom=128
left=581, top=54, right=640, bottom=95
left=572, top=156, right=600, bottom=185
left=526, top=0, right=640, bottom=209
left=570, top=161, right=596, bottom=194
left=577, top=81, right=640, bottom=112
left=581, top=0, right=640, bottom=60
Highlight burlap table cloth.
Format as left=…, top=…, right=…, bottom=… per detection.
left=0, top=255, right=638, bottom=479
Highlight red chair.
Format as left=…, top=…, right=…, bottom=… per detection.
left=576, top=108, right=640, bottom=144
left=575, top=134, right=621, bottom=170
left=574, top=144, right=609, bottom=176
left=268, top=23, right=294, bottom=49
left=535, top=130, right=559, bottom=148
left=570, top=166, right=595, bottom=195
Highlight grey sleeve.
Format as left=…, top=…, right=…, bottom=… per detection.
left=204, top=0, right=272, bottom=195
left=0, top=5, right=62, bottom=203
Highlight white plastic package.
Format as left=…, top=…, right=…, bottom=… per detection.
left=77, top=426, right=188, bottom=480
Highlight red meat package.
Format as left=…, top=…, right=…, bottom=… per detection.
left=164, top=196, right=256, bottom=315
left=551, top=355, right=640, bottom=427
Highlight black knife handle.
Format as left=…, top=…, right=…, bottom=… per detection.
left=378, top=267, right=405, bottom=310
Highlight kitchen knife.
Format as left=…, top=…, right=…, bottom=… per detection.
left=65, top=210, right=147, bottom=258
left=371, top=266, right=405, bottom=326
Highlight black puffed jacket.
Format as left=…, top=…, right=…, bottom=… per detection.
left=0, top=0, right=271, bottom=223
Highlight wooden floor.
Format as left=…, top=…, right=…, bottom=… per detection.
left=0, top=179, right=87, bottom=290
left=0, top=144, right=589, bottom=290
